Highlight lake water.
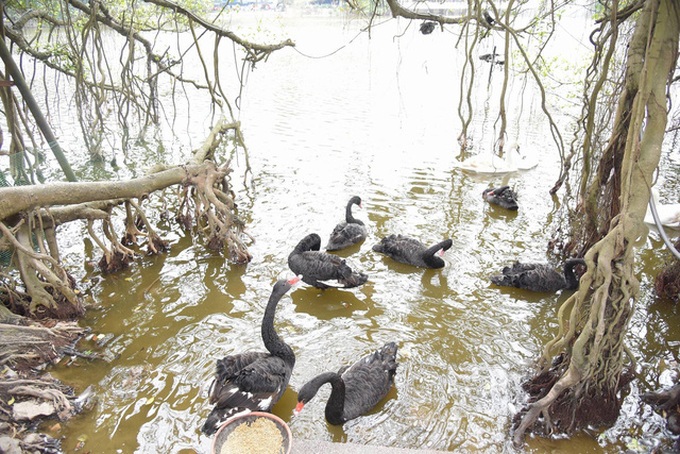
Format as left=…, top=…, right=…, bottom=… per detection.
left=25, top=5, right=680, bottom=453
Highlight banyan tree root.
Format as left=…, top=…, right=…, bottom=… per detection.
left=512, top=354, right=632, bottom=445
left=0, top=321, right=94, bottom=453
left=88, top=219, right=136, bottom=274
left=0, top=321, right=96, bottom=452
left=179, top=161, right=252, bottom=264
left=655, top=266, right=680, bottom=302
left=122, top=199, right=169, bottom=255
left=0, top=222, right=83, bottom=319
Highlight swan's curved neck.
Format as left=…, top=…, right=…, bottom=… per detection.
left=422, top=240, right=451, bottom=268
left=322, top=373, right=346, bottom=425
left=345, top=201, right=359, bottom=224
left=563, top=258, right=586, bottom=290
left=294, top=235, right=320, bottom=253
left=261, top=290, right=294, bottom=366
left=300, top=372, right=346, bottom=424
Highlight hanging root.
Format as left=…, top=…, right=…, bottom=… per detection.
left=92, top=218, right=136, bottom=274
left=0, top=221, right=82, bottom=319
left=122, top=200, right=145, bottom=246
left=179, top=161, right=252, bottom=264
left=124, top=199, right=169, bottom=255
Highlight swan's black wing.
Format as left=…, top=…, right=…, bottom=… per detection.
left=202, top=352, right=290, bottom=435
left=210, top=353, right=289, bottom=409
left=494, top=187, right=519, bottom=210
left=340, top=342, right=398, bottom=421
left=289, top=251, right=367, bottom=288
left=491, top=262, right=565, bottom=292
left=484, top=186, right=518, bottom=210
left=372, top=235, right=425, bottom=266
left=326, top=222, right=367, bottom=251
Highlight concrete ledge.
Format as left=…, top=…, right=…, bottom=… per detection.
left=291, top=440, right=449, bottom=453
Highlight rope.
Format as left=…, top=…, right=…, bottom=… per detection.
left=649, top=193, right=680, bottom=260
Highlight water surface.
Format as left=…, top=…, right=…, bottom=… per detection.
left=40, top=8, right=680, bottom=454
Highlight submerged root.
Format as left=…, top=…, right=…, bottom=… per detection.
left=97, top=249, right=134, bottom=274
left=513, top=359, right=629, bottom=446
left=180, top=161, right=252, bottom=264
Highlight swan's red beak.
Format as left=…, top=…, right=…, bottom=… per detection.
left=288, top=275, right=302, bottom=285
left=437, top=248, right=445, bottom=257
left=293, top=401, right=305, bottom=416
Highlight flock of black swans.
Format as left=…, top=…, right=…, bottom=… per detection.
left=200, top=193, right=587, bottom=438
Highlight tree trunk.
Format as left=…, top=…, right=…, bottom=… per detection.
left=513, top=0, right=680, bottom=445
left=0, top=119, right=251, bottom=318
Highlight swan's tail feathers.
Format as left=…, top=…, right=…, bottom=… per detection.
left=335, top=259, right=368, bottom=288
left=201, top=406, right=250, bottom=436
left=342, top=272, right=368, bottom=288
left=317, top=279, right=346, bottom=288
left=376, top=342, right=399, bottom=381
left=490, top=274, right=513, bottom=287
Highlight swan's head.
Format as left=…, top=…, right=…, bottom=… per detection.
left=349, top=195, right=362, bottom=208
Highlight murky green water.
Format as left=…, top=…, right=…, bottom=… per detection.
left=33, top=8, right=680, bottom=454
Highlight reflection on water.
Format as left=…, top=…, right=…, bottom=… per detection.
left=45, top=9, right=678, bottom=454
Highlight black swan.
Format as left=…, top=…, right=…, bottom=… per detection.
left=325, top=196, right=367, bottom=251
left=201, top=276, right=300, bottom=435
left=419, top=21, right=436, bottom=35
left=288, top=233, right=368, bottom=289
left=293, top=342, right=398, bottom=425
left=483, top=186, right=518, bottom=210
left=490, top=258, right=586, bottom=293
left=372, top=234, right=452, bottom=269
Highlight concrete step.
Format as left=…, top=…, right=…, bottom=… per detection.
left=291, top=440, right=449, bottom=453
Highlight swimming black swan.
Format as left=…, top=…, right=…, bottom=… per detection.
left=289, top=233, right=368, bottom=289
left=201, top=276, right=300, bottom=435
left=293, top=342, right=398, bottom=425
left=326, top=196, right=367, bottom=251
left=483, top=186, right=518, bottom=210
left=419, top=21, right=436, bottom=35
left=490, top=258, right=586, bottom=293
left=372, top=234, right=452, bottom=269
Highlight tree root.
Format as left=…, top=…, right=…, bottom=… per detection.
left=643, top=383, right=680, bottom=411
left=0, top=119, right=249, bottom=316
left=0, top=222, right=83, bottom=319
left=122, top=199, right=169, bottom=255
left=179, top=160, right=252, bottom=263
left=0, top=320, right=96, bottom=451
left=513, top=361, right=629, bottom=446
